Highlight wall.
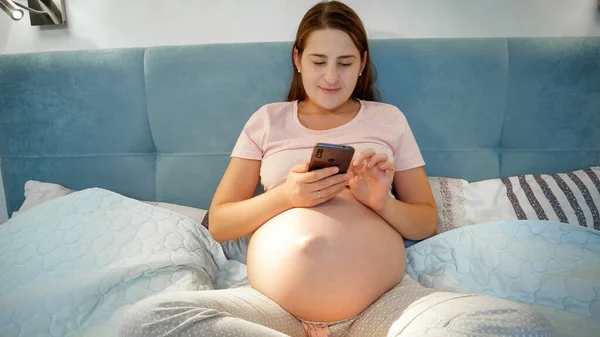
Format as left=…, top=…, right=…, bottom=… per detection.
left=1, top=0, right=599, bottom=222
left=1, top=0, right=599, bottom=55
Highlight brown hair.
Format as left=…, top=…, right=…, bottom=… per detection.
left=286, top=0, right=378, bottom=102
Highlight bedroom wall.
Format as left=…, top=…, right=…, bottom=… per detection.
left=1, top=0, right=599, bottom=55
left=1, top=0, right=599, bottom=222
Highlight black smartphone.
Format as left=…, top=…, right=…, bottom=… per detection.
left=308, top=143, right=355, bottom=174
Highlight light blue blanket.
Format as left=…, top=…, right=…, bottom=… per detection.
left=0, top=188, right=247, bottom=337
left=406, top=221, right=600, bottom=336
left=1, top=188, right=599, bottom=336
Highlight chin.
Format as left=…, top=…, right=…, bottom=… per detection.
left=311, top=93, right=350, bottom=110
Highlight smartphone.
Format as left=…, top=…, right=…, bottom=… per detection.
left=308, top=143, right=355, bottom=174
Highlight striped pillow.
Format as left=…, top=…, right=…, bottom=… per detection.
left=429, top=166, right=600, bottom=233
left=500, top=166, right=600, bottom=230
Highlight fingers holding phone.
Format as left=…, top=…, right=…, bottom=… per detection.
left=282, top=162, right=349, bottom=208
left=308, top=143, right=355, bottom=174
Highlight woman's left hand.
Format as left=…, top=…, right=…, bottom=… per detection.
left=347, top=149, right=395, bottom=212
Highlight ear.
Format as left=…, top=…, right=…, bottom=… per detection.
left=360, top=51, right=368, bottom=74
left=293, top=48, right=302, bottom=72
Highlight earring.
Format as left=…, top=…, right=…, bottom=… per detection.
left=359, top=72, right=362, bottom=76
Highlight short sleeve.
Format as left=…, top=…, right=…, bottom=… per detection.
left=394, top=112, right=425, bottom=171
left=230, top=108, right=265, bottom=160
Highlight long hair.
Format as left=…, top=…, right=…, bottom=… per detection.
left=286, top=1, right=379, bottom=102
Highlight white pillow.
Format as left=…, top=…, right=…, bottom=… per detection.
left=429, top=166, right=600, bottom=233
left=11, top=180, right=74, bottom=217
left=12, top=181, right=212, bottom=222
left=428, top=176, right=469, bottom=233
left=143, top=201, right=208, bottom=223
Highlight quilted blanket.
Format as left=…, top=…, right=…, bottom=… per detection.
left=1, top=188, right=599, bottom=336
left=406, top=220, right=600, bottom=336
left=0, top=188, right=247, bottom=337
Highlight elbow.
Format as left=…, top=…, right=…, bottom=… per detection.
left=209, top=229, right=227, bottom=243
left=426, top=222, right=437, bottom=239
left=208, top=226, right=222, bottom=242
left=207, top=204, right=249, bottom=243
left=207, top=207, right=227, bottom=243
left=208, top=222, right=233, bottom=243
left=425, top=205, right=439, bottom=239
left=410, top=204, right=438, bottom=241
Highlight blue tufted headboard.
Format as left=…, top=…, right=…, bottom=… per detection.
left=1, top=37, right=599, bottom=216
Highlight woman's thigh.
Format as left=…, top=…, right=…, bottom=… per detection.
left=119, top=286, right=306, bottom=337
left=347, top=275, right=436, bottom=336
left=348, top=276, right=554, bottom=337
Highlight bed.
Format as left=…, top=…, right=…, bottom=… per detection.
left=1, top=37, right=599, bottom=336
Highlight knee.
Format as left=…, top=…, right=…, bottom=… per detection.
left=391, top=293, right=554, bottom=336
left=119, top=296, right=162, bottom=337
left=449, top=299, right=554, bottom=336
left=445, top=296, right=554, bottom=336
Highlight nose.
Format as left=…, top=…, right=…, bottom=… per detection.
left=324, top=63, right=339, bottom=84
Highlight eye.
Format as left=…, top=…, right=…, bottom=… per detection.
left=339, top=63, right=352, bottom=67
left=313, top=61, right=326, bottom=66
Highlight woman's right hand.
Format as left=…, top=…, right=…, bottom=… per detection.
left=280, top=163, right=350, bottom=208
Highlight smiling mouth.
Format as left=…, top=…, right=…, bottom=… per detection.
left=320, top=87, right=340, bottom=94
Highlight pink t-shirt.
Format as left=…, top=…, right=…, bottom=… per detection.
left=231, top=99, right=425, bottom=192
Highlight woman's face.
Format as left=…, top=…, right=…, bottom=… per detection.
left=295, top=29, right=366, bottom=110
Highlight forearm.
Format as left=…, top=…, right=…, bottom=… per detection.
left=208, top=185, right=291, bottom=242
left=375, top=195, right=438, bottom=241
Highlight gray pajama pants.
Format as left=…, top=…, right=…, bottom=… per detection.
left=119, top=275, right=553, bottom=337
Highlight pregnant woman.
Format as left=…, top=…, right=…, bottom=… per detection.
left=120, top=1, right=553, bottom=336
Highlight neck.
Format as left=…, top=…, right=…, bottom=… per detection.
left=301, top=98, right=356, bottom=116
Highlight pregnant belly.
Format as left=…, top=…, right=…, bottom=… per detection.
left=246, top=189, right=406, bottom=322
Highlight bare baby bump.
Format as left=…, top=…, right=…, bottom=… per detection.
left=246, top=190, right=406, bottom=322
